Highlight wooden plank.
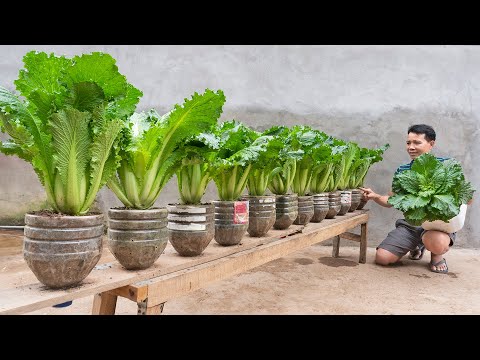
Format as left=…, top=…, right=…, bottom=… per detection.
left=339, top=232, right=361, bottom=242
left=136, top=299, right=164, bottom=315
left=0, top=210, right=368, bottom=314
left=0, top=224, right=305, bottom=314
left=92, top=292, right=117, bottom=315
left=109, top=285, right=148, bottom=303
left=136, top=213, right=368, bottom=306
left=0, top=230, right=24, bottom=257
left=359, top=223, right=368, bottom=264
left=144, top=304, right=164, bottom=315
left=332, top=236, right=340, bottom=258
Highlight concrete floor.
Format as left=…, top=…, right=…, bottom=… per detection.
left=23, top=244, right=480, bottom=315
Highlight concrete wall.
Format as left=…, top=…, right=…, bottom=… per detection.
left=1, top=45, right=478, bottom=247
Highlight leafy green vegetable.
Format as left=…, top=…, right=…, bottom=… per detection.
left=310, top=136, right=389, bottom=193
left=246, top=128, right=285, bottom=196
left=210, top=120, right=270, bottom=201
left=388, top=153, right=475, bottom=226
left=348, top=144, right=390, bottom=189
left=265, top=126, right=303, bottom=195
left=175, top=133, right=220, bottom=205
left=0, top=51, right=141, bottom=215
left=107, top=89, right=226, bottom=209
left=335, top=141, right=361, bottom=190
left=288, top=125, right=323, bottom=196
left=316, top=136, right=347, bottom=193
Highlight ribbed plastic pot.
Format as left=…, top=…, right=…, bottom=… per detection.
left=348, top=189, right=362, bottom=212
left=326, top=191, right=341, bottom=219
left=273, top=194, right=298, bottom=230
left=167, top=203, right=214, bottom=256
left=107, top=208, right=168, bottom=270
left=23, top=213, right=104, bottom=289
left=213, top=200, right=249, bottom=246
left=337, top=190, right=352, bottom=215
left=242, top=195, right=276, bottom=237
left=356, top=188, right=367, bottom=210
left=311, top=193, right=330, bottom=223
left=294, top=195, right=314, bottom=225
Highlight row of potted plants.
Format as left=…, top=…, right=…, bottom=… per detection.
left=0, top=50, right=388, bottom=289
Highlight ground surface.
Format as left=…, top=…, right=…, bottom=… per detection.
left=17, top=244, right=480, bottom=315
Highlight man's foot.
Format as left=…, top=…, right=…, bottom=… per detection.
left=408, top=244, right=426, bottom=260
left=430, top=258, right=448, bottom=274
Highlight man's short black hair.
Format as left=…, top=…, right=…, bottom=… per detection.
left=408, top=124, right=436, bottom=142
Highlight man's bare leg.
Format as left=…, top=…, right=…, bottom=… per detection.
left=375, top=248, right=402, bottom=265
left=422, top=230, right=451, bottom=273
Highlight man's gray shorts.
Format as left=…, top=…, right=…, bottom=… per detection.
left=377, top=219, right=456, bottom=258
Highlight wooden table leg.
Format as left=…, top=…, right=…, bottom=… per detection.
left=92, top=292, right=118, bottom=315
left=137, top=299, right=165, bottom=315
left=359, top=222, right=367, bottom=264
left=332, top=235, right=340, bottom=258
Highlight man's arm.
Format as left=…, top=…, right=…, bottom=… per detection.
left=359, top=187, right=393, bottom=208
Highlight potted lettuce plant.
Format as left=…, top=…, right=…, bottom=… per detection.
left=242, top=129, right=281, bottom=237
left=287, top=125, right=322, bottom=225
left=308, top=130, right=335, bottom=223
left=322, top=138, right=347, bottom=219
left=325, top=139, right=359, bottom=216
left=266, top=126, right=303, bottom=230
left=388, top=152, right=475, bottom=232
left=0, top=51, right=141, bottom=288
left=167, top=132, right=219, bottom=256
left=106, top=89, right=225, bottom=268
left=347, top=144, right=389, bottom=211
left=209, top=120, right=270, bottom=245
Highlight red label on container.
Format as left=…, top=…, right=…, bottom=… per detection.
left=234, top=201, right=249, bottom=224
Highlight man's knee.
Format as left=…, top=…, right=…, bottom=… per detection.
left=422, top=230, right=451, bottom=254
left=375, top=248, right=401, bottom=265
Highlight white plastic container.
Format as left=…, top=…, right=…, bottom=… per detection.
left=421, top=204, right=468, bottom=233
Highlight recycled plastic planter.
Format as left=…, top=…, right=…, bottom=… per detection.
left=273, top=194, right=298, bottom=230
left=242, top=195, right=276, bottom=237
left=356, top=189, right=367, bottom=210
left=167, top=203, right=215, bottom=256
left=107, top=208, right=168, bottom=270
left=311, top=193, right=329, bottom=223
left=213, top=200, right=249, bottom=246
left=338, top=190, right=352, bottom=215
left=23, top=213, right=104, bottom=289
left=325, top=191, right=341, bottom=219
left=293, top=195, right=314, bottom=225
left=348, top=189, right=362, bottom=212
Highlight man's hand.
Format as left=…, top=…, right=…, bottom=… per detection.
left=359, top=187, right=393, bottom=208
left=359, top=187, right=380, bottom=201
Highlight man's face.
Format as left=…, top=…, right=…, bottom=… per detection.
left=406, top=132, right=434, bottom=160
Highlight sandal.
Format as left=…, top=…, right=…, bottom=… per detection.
left=408, top=244, right=426, bottom=260
left=430, top=258, right=448, bottom=274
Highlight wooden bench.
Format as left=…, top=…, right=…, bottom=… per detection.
left=92, top=210, right=368, bottom=315
left=0, top=210, right=368, bottom=315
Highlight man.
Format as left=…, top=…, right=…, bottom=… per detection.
left=360, top=124, right=473, bottom=274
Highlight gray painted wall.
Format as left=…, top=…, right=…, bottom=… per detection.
left=1, top=45, right=478, bottom=247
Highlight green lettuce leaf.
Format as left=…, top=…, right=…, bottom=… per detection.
left=388, top=153, right=475, bottom=225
